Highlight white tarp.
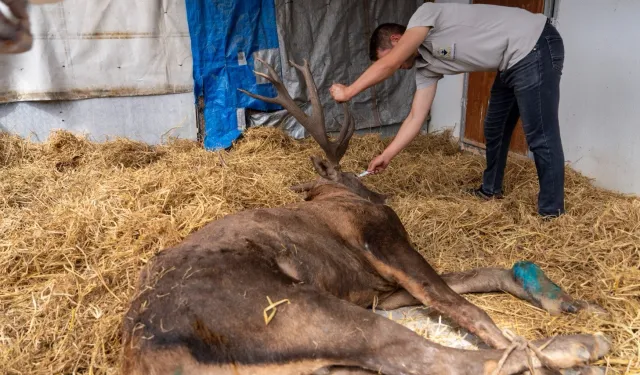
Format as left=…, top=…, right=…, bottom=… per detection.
left=0, top=0, right=193, bottom=103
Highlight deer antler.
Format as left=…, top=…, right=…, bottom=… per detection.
left=238, top=58, right=355, bottom=168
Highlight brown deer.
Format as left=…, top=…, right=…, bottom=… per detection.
left=121, top=58, right=610, bottom=375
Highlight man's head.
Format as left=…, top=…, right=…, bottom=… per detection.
left=369, top=23, right=418, bottom=69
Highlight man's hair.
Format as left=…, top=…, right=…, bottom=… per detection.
left=369, top=23, right=406, bottom=61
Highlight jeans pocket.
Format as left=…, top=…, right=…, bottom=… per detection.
left=545, top=35, right=565, bottom=73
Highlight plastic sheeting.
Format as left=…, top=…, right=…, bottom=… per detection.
left=0, top=0, right=422, bottom=149
left=248, top=0, right=422, bottom=139
left=185, top=0, right=283, bottom=150
left=185, top=0, right=421, bottom=148
left=0, top=0, right=193, bottom=103
left=0, top=93, right=197, bottom=145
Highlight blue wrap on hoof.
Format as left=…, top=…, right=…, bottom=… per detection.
left=512, top=261, right=563, bottom=301
left=512, top=261, right=607, bottom=315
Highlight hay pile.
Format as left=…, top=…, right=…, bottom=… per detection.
left=0, top=127, right=638, bottom=374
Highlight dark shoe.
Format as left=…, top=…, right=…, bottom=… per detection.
left=540, top=212, right=563, bottom=221
left=466, top=186, right=503, bottom=200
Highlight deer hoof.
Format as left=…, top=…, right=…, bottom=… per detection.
left=511, top=261, right=608, bottom=316
left=532, top=333, right=611, bottom=369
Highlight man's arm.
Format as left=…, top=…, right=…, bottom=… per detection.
left=368, top=82, right=437, bottom=173
left=330, top=26, right=430, bottom=102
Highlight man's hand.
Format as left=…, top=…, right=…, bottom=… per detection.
left=366, top=83, right=438, bottom=175
left=329, top=83, right=352, bottom=103
left=368, top=153, right=392, bottom=174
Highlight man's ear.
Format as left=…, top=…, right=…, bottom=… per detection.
left=389, top=33, right=402, bottom=44
left=310, top=155, right=339, bottom=181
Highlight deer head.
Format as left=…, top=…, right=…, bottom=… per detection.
left=239, top=58, right=386, bottom=204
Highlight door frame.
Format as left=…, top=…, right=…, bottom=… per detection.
left=458, top=0, right=559, bottom=158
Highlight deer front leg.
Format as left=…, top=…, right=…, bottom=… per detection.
left=360, top=243, right=512, bottom=349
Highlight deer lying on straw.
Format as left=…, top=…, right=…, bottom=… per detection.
left=121, top=59, right=609, bottom=375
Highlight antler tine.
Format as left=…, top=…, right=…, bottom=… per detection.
left=289, top=59, right=326, bottom=127
left=255, top=57, right=282, bottom=85
left=237, top=87, right=278, bottom=106
left=238, top=59, right=310, bottom=124
left=333, top=102, right=356, bottom=163
left=240, top=58, right=354, bottom=167
left=288, top=59, right=340, bottom=163
left=237, top=71, right=289, bottom=107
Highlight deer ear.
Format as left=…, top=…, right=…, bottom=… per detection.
left=311, top=155, right=339, bottom=181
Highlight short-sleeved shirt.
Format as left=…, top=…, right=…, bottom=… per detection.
left=406, top=2, right=547, bottom=89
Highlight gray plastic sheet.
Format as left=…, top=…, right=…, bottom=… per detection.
left=248, top=0, right=422, bottom=139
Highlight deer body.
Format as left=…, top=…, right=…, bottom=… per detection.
left=121, top=60, right=610, bottom=375
left=121, top=185, right=408, bottom=370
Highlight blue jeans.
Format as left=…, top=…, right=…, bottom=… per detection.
left=481, top=21, right=565, bottom=217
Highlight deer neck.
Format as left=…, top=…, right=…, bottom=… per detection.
left=304, top=182, right=359, bottom=202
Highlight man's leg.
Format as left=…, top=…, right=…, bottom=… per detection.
left=479, top=74, right=521, bottom=197
left=506, top=23, right=566, bottom=217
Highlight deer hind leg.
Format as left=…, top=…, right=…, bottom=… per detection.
left=535, top=367, right=606, bottom=375
left=375, top=288, right=421, bottom=310
left=303, top=288, right=610, bottom=374
left=318, top=366, right=376, bottom=374
left=440, top=263, right=607, bottom=316
left=246, top=285, right=502, bottom=375
left=232, top=286, right=607, bottom=375
left=125, top=283, right=609, bottom=375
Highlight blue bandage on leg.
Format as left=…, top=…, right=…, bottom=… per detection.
left=512, top=261, right=563, bottom=300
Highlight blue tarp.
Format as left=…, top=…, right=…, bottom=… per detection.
left=185, top=0, right=282, bottom=150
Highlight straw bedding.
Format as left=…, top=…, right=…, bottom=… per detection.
left=0, top=127, right=638, bottom=374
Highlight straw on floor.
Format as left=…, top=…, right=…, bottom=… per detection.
left=0, top=127, right=638, bottom=374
